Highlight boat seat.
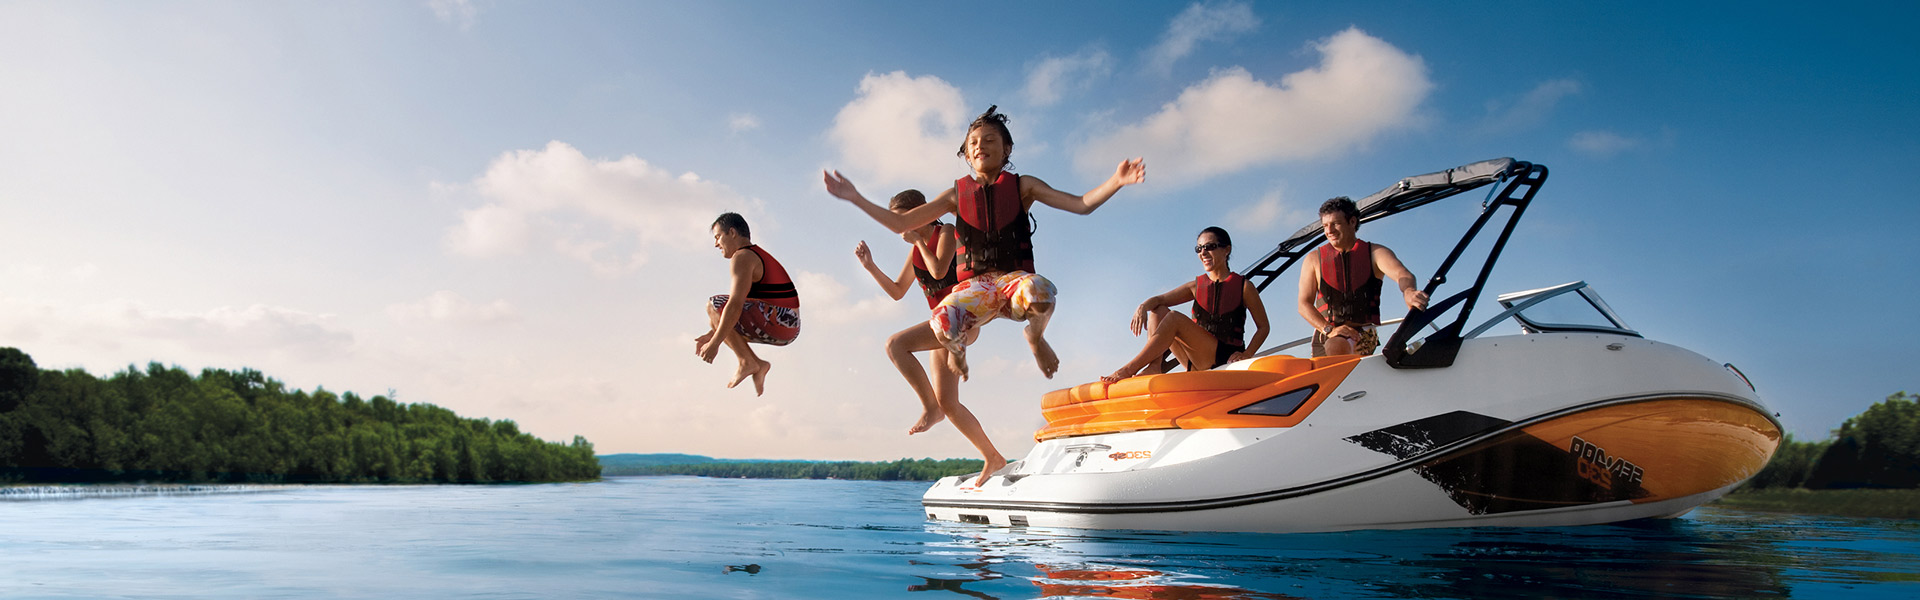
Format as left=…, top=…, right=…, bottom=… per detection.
left=1042, top=370, right=1286, bottom=409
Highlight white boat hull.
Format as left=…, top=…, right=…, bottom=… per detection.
left=923, top=334, right=1779, bottom=533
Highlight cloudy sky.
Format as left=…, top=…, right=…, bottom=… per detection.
left=2, top=1, right=1914, bottom=460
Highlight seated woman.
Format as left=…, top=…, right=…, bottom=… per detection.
left=1103, top=227, right=1270, bottom=383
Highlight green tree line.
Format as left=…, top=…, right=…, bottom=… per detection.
left=1746, top=391, right=1920, bottom=490
left=610, top=458, right=984, bottom=481
left=0, top=348, right=598, bottom=484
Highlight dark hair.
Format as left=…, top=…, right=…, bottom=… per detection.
left=712, top=212, right=750, bottom=239
left=1318, top=196, right=1360, bottom=223
left=889, top=189, right=926, bottom=211
left=1198, top=226, right=1232, bottom=248
left=955, top=105, right=1014, bottom=170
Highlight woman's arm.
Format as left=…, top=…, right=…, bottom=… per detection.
left=1131, top=281, right=1197, bottom=336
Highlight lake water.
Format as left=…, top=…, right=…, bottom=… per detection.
left=2, top=477, right=1916, bottom=599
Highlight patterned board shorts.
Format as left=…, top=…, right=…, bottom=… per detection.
left=929, top=271, right=1057, bottom=345
left=710, top=295, right=801, bottom=346
left=1312, top=324, right=1379, bottom=357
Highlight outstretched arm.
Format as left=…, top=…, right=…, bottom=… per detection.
left=854, top=241, right=914, bottom=300
left=823, top=170, right=955, bottom=233
left=1374, top=245, right=1430, bottom=310
left=1131, top=281, right=1197, bottom=336
left=1026, top=158, right=1146, bottom=215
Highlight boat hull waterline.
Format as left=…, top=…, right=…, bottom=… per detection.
left=922, top=334, right=1780, bottom=533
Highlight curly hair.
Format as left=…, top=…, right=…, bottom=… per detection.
left=1318, top=197, right=1360, bottom=224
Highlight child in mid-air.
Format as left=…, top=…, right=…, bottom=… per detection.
left=825, top=105, right=1145, bottom=485
left=854, top=189, right=963, bottom=436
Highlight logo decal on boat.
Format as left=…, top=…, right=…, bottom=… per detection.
left=1107, top=450, right=1151, bottom=461
left=1570, top=436, right=1644, bottom=488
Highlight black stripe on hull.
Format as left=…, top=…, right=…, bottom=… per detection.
left=923, top=393, right=1764, bottom=515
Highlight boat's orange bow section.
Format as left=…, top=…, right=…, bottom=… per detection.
left=1037, top=356, right=1363, bottom=441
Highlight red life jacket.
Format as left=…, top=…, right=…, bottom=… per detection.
left=910, top=222, right=959, bottom=309
left=1316, top=240, right=1380, bottom=326
left=952, top=171, right=1034, bottom=281
left=744, top=245, right=799, bottom=309
left=1193, top=272, right=1248, bottom=350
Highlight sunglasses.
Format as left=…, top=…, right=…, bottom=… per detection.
left=1194, top=242, right=1228, bottom=253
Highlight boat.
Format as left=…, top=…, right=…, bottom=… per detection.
left=922, top=158, right=1780, bottom=533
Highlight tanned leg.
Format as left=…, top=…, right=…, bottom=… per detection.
left=936, top=393, right=1006, bottom=487
left=1102, top=312, right=1216, bottom=383
left=1023, top=301, right=1059, bottom=379
left=886, top=323, right=949, bottom=434
left=721, top=329, right=769, bottom=396
left=1324, top=334, right=1355, bottom=356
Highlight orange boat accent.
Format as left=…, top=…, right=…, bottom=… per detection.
left=1036, top=355, right=1363, bottom=441
left=1518, top=397, right=1782, bottom=504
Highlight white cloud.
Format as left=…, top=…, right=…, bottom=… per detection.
left=790, top=270, right=903, bottom=326
left=440, top=141, right=755, bottom=270
left=1024, top=48, right=1113, bottom=106
left=0, top=297, right=354, bottom=361
left=1569, top=130, right=1640, bottom=157
left=827, top=71, right=970, bottom=190
left=428, top=0, right=477, bottom=30
left=1077, top=28, right=1432, bottom=185
left=728, top=113, right=761, bottom=133
left=1144, top=1, right=1261, bottom=76
left=1478, top=78, right=1583, bottom=134
left=1229, top=188, right=1308, bottom=233
left=386, top=291, right=518, bottom=326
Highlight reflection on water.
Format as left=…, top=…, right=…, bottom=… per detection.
left=913, top=507, right=1918, bottom=599
left=0, top=478, right=1913, bottom=599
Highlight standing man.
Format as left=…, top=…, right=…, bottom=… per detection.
left=697, top=212, right=800, bottom=396
left=1298, top=197, right=1428, bottom=357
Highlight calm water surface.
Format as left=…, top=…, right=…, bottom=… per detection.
left=2, top=477, right=1916, bottom=599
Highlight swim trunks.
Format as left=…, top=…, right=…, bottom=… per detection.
left=710, top=295, right=801, bottom=346
left=1311, top=324, right=1378, bottom=357
left=929, top=271, right=1056, bottom=344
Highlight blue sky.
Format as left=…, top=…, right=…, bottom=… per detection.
left=1, top=1, right=1914, bottom=460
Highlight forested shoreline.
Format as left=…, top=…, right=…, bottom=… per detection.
left=0, top=348, right=598, bottom=484
left=1742, top=391, right=1919, bottom=491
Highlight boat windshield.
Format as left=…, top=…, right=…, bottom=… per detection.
left=1465, top=281, right=1639, bottom=338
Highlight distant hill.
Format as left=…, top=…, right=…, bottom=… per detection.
left=597, top=454, right=982, bottom=481
left=596, top=453, right=722, bottom=469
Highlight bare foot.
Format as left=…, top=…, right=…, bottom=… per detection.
left=1029, top=336, right=1059, bottom=379
left=972, top=454, right=1007, bottom=487
left=728, top=359, right=770, bottom=395
left=749, top=360, right=770, bottom=396
left=908, top=409, right=946, bottom=435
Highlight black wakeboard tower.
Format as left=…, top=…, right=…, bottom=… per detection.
left=1238, top=157, right=1549, bottom=370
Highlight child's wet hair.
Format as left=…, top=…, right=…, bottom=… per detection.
left=889, top=189, right=927, bottom=211
left=956, top=105, right=1015, bottom=169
